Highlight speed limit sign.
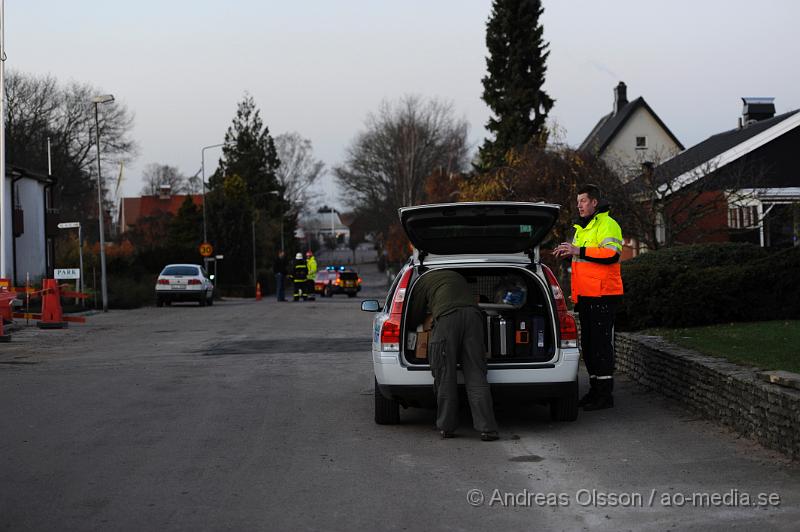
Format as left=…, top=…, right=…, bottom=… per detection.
left=199, top=242, right=214, bottom=257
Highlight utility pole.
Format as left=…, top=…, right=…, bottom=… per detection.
left=0, top=0, right=6, bottom=278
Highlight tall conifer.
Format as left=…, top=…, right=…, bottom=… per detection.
left=479, top=0, right=554, bottom=170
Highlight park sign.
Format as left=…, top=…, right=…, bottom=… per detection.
left=54, top=268, right=81, bottom=280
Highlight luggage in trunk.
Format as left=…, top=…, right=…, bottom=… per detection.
left=484, top=309, right=550, bottom=361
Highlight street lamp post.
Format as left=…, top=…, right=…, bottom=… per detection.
left=92, top=94, right=114, bottom=312
left=200, top=143, right=224, bottom=244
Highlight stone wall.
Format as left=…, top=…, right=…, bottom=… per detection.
left=616, top=332, right=800, bottom=460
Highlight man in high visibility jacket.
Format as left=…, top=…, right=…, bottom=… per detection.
left=555, top=184, right=624, bottom=411
left=305, top=250, right=317, bottom=301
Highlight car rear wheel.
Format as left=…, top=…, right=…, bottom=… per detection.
left=156, top=296, right=164, bottom=308
left=199, top=292, right=207, bottom=307
left=550, top=380, right=579, bottom=422
left=374, top=378, right=400, bottom=425
left=324, top=285, right=333, bottom=298
left=207, top=294, right=214, bottom=306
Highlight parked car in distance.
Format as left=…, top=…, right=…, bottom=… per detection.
left=361, top=202, right=580, bottom=425
left=314, top=266, right=362, bottom=298
left=155, top=264, right=214, bottom=307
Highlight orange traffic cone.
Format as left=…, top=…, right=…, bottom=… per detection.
left=256, top=282, right=262, bottom=301
left=38, top=279, right=68, bottom=329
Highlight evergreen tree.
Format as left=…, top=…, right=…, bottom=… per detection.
left=168, top=196, right=203, bottom=251
left=206, top=174, right=255, bottom=285
left=479, top=0, right=554, bottom=170
left=209, top=94, right=281, bottom=209
left=206, top=95, right=286, bottom=286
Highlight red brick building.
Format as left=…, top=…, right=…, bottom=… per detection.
left=118, top=186, right=203, bottom=234
left=651, top=98, right=800, bottom=249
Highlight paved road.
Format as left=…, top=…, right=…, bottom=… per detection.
left=1, top=265, right=798, bottom=531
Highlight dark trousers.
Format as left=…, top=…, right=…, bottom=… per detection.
left=429, top=307, right=498, bottom=433
left=275, top=273, right=285, bottom=301
left=577, top=297, right=617, bottom=396
left=293, top=279, right=307, bottom=298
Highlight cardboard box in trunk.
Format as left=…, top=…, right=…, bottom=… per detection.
left=416, top=330, right=430, bottom=359
left=419, top=314, right=434, bottom=358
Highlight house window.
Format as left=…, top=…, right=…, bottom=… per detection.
left=728, top=206, right=759, bottom=229
left=635, top=136, right=648, bottom=149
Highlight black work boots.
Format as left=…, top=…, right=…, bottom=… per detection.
left=581, top=377, right=614, bottom=411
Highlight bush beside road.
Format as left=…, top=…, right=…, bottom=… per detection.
left=619, top=243, right=800, bottom=330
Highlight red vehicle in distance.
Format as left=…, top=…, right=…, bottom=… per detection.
left=314, top=266, right=362, bottom=298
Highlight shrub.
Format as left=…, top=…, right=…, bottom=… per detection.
left=107, top=274, right=157, bottom=309
left=618, top=243, right=800, bottom=330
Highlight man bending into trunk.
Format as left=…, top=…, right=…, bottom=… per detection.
left=407, top=269, right=499, bottom=441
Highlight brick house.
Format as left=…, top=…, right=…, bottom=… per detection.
left=648, top=98, right=800, bottom=249
left=117, top=185, right=203, bottom=236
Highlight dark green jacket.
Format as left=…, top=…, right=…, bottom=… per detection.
left=407, top=270, right=476, bottom=327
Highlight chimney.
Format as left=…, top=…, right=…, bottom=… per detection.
left=158, top=184, right=171, bottom=200
left=741, top=97, right=775, bottom=125
left=613, top=82, right=628, bottom=115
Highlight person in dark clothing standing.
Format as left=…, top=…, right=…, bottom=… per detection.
left=273, top=250, right=288, bottom=302
left=554, top=184, right=624, bottom=411
left=407, top=269, right=499, bottom=441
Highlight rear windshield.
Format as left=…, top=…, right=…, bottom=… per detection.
left=411, top=220, right=537, bottom=254
left=339, top=272, right=358, bottom=280
left=162, top=266, right=200, bottom=276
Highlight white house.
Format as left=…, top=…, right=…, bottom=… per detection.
left=580, top=81, right=684, bottom=179
left=1, top=165, right=56, bottom=285
left=299, top=207, right=350, bottom=247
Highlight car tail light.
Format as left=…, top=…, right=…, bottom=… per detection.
left=542, top=265, right=578, bottom=349
left=188, top=279, right=202, bottom=285
left=157, top=278, right=169, bottom=285
left=380, top=267, right=413, bottom=352
left=357, top=277, right=362, bottom=285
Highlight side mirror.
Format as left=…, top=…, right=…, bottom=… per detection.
left=361, top=299, right=381, bottom=312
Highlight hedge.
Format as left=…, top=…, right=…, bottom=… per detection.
left=618, top=243, right=800, bottom=330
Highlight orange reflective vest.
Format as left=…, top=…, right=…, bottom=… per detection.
left=570, top=211, right=624, bottom=303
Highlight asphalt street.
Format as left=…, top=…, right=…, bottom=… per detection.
left=1, top=264, right=798, bottom=531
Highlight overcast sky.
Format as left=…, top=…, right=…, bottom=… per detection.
left=7, top=0, right=800, bottom=207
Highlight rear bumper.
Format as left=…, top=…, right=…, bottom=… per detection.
left=373, top=347, right=580, bottom=407
left=155, top=289, right=205, bottom=302
left=377, top=381, right=577, bottom=409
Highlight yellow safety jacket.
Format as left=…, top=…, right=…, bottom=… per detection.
left=306, top=256, right=318, bottom=278
left=570, top=210, right=624, bottom=303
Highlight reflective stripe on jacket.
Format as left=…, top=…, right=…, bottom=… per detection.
left=293, top=261, right=308, bottom=282
left=570, top=211, right=624, bottom=302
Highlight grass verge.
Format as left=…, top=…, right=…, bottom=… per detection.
left=642, top=320, right=800, bottom=373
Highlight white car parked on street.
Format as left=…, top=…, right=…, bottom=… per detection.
left=155, top=264, right=215, bottom=307
left=361, top=202, right=580, bottom=424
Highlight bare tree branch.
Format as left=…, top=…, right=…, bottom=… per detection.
left=273, top=132, right=324, bottom=216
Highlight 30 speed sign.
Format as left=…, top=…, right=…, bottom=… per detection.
left=199, top=242, right=214, bottom=257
